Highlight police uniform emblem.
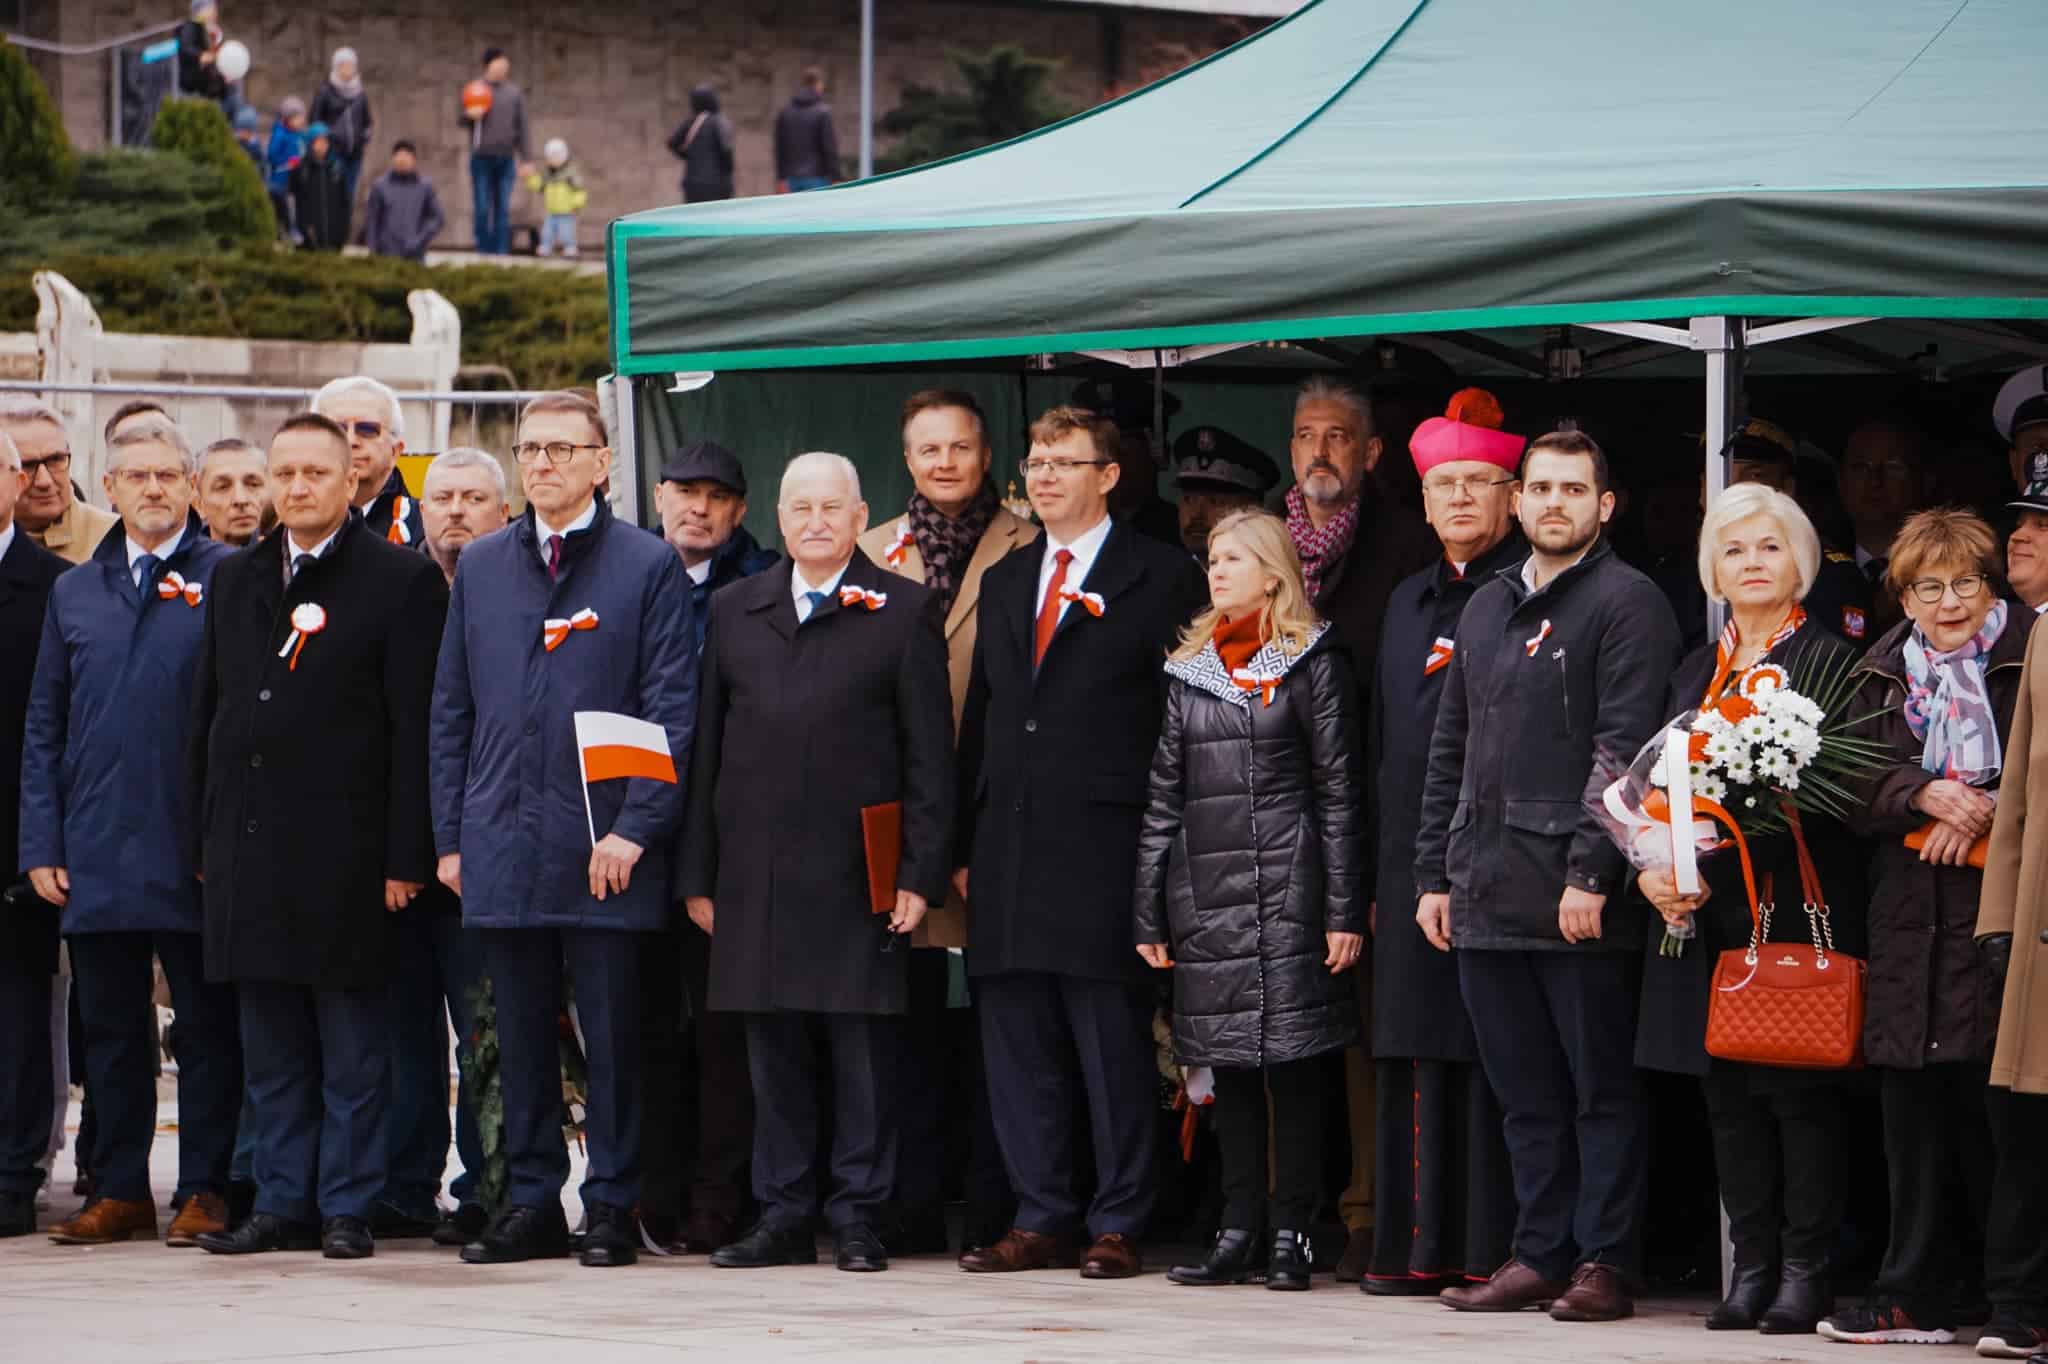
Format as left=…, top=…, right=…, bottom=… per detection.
left=2031, top=450, right=2048, bottom=486
left=1841, top=607, right=1867, bottom=641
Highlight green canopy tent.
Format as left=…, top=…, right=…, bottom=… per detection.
left=605, top=0, right=2048, bottom=520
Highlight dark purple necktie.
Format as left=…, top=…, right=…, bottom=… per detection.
left=546, top=534, right=564, bottom=582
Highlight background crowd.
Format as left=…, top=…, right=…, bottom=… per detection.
left=1, top=356, right=2047, bottom=1356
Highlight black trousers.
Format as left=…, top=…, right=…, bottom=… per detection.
left=484, top=926, right=642, bottom=1211
left=1986, top=1085, right=2048, bottom=1318
left=1458, top=948, right=1646, bottom=1282
left=239, top=981, right=389, bottom=1222
left=1874, top=1063, right=1994, bottom=1320
left=977, top=970, right=1157, bottom=1240
left=893, top=948, right=1011, bottom=1230
left=70, top=931, right=240, bottom=1205
left=0, top=926, right=54, bottom=1196
left=378, top=906, right=484, bottom=1214
left=745, top=1011, right=895, bottom=1230
left=1210, top=1057, right=1324, bottom=1232
left=1701, top=1067, right=1846, bottom=1267
left=1370, top=1056, right=1515, bottom=1283
left=639, top=921, right=752, bottom=1225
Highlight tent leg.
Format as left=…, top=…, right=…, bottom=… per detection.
left=610, top=374, right=643, bottom=526
left=1695, top=315, right=1744, bottom=641
left=858, top=0, right=875, bottom=179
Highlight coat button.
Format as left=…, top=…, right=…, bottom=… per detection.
left=1024, top=719, right=1037, bottom=734
left=245, top=819, right=258, bottom=833
left=249, top=754, right=263, bottom=768
left=2040, top=929, right=2048, bottom=945
left=1013, top=799, right=1024, bottom=813
left=258, top=688, right=272, bottom=702
left=526, top=722, right=539, bottom=736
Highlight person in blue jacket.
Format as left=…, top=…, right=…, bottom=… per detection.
left=430, top=391, right=695, bottom=1270
left=18, top=415, right=241, bottom=1248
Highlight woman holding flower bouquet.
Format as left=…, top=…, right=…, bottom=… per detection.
left=1134, top=509, right=1364, bottom=1292
left=1633, top=483, right=1869, bottom=1337
left=1817, top=508, right=2025, bottom=1348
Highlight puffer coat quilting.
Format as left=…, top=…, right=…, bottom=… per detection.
left=1135, top=628, right=1364, bottom=1068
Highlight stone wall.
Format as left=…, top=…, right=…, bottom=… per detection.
left=22, top=1, right=1261, bottom=250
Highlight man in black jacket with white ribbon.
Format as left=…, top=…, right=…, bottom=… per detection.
left=1414, top=430, right=1679, bottom=1323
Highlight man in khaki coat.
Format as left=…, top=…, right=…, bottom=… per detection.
left=860, top=388, right=1034, bottom=1255
left=1977, top=611, right=2048, bottom=1355
left=0, top=398, right=118, bottom=566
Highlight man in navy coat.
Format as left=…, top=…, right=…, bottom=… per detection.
left=0, top=428, right=67, bottom=1239
left=20, top=414, right=242, bottom=1248
left=431, top=392, right=695, bottom=1269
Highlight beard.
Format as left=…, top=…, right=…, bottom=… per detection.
left=1527, top=515, right=1600, bottom=558
left=1300, top=464, right=1351, bottom=507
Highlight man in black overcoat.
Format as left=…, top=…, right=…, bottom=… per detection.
left=0, top=429, right=67, bottom=1238
left=189, top=413, right=447, bottom=1261
left=955, top=405, right=1206, bottom=1280
left=680, top=451, right=953, bottom=1274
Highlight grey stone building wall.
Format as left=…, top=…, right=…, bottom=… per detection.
left=21, top=1, right=1257, bottom=250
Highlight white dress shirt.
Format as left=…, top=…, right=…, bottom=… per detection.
left=0, top=520, right=17, bottom=566
left=684, top=557, right=713, bottom=586
left=1035, top=513, right=1114, bottom=626
left=535, top=498, right=598, bottom=570
left=1521, top=544, right=1591, bottom=595
left=791, top=560, right=851, bottom=622
left=127, top=524, right=187, bottom=588
left=286, top=525, right=343, bottom=579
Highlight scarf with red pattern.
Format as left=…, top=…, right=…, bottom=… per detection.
left=1285, top=483, right=1360, bottom=603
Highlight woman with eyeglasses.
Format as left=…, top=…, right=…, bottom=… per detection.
left=1819, top=508, right=2025, bottom=1347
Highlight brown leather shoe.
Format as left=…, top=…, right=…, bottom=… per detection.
left=1333, top=1225, right=1373, bottom=1283
left=681, top=1208, right=736, bottom=1256
left=1440, top=1260, right=1567, bottom=1312
left=1081, top=1232, right=1143, bottom=1280
left=958, top=1227, right=1079, bottom=1273
left=1549, top=1261, right=1634, bottom=1322
left=166, top=1193, right=229, bottom=1248
left=49, top=1198, right=158, bottom=1245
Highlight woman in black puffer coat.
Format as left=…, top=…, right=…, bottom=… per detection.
left=1135, top=509, right=1364, bottom=1292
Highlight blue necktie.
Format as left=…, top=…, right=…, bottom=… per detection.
left=134, top=552, right=160, bottom=603
left=801, top=590, right=829, bottom=623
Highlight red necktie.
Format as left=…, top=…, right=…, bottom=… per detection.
left=1034, top=548, right=1073, bottom=667
left=546, top=534, right=564, bottom=581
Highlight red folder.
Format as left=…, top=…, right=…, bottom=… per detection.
left=861, top=802, right=902, bottom=914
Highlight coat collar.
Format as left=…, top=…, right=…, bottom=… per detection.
left=1013, top=519, right=1144, bottom=664
left=1424, top=529, right=1526, bottom=601
left=515, top=495, right=613, bottom=581
left=745, top=547, right=888, bottom=641
left=949, top=506, right=1034, bottom=638
left=1166, top=621, right=1332, bottom=709
left=1501, top=536, right=1614, bottom=611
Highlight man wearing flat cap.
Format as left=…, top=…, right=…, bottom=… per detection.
left=1170, top=424, right=1278, bottom=559
left=640, top=437, right=777, bottom=1254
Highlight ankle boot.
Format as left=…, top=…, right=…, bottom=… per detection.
left=1167, top=1228, right=1263, bottom=1286
left=1707, top=1259, right=1777, bottom=1330
left=1266, top=1230, right=1312, bottom=1292
left=1760, top=1259, right=1831, bottom=1335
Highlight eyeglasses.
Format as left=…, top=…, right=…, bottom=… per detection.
left=111, top=468, right=189, bottom=489
left=342, top=420, right=386, bottom=440
left=1422, top=474, right=1514, bottom=499
left=513, top=441, right=603, bottom=466
left=1906, top=574, right=1988, bottom=605
left=1019, top=457, right=1111, bottom=477
left=21, top=451, right=72, bottom=480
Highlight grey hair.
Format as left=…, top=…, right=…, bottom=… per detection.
left=779, top=451, right=862, bottom=505
left=1697, top=481, right=1821, bottom=606
left=107, top=414, right=194, bottom=472
left=1294, top=375, right=1373, bottom=437
left=0, top=429, right=19, bottom=471
left=311, top=375, right=404, bottom=433
left=425, top=446, right=509, bottom=502
left=0, top=396, right=68, bottom=434
left=195, top=437, right=263, bottom=479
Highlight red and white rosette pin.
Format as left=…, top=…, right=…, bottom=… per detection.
left=839, top=585, right=888, bottom=611
left=1058, top=585, right=1106, bottom=618
left=543, top=606, right=600, bottom=652
left=157, top=571, right=203, bottom=607
left=1230, top=667, right=1281, bottom=706
left=278, top=602, right=327, bottom=672
left=884, top=521, right=915, bottom=568
left=1524, top=618, right=1553, bottom=657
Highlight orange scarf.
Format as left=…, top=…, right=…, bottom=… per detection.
left=1215, top=610, right=1265, bottom=674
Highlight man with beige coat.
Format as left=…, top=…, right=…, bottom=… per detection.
left=860, top=388, right=1033, bottom=1255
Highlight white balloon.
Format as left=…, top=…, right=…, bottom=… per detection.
left=216, top=39, right=250, bottom=83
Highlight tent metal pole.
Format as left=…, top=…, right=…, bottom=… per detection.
left=859, top=0, right=875, bottom=179
left=1696, top=315, right=1743, bottom=640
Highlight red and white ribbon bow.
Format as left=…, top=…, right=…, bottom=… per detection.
left=1231, top=667, right=1281, bottom=706
left=543, top=606, right=600, bottom=652
left=884, top=522, right=915, bottom=568
left=157, top=571, right=204, bottom=607
left=1524, top=618, right=1553, bottom=657
left=1424, top=636, right=1454, bottom=676
left=277, top=602, right=327, bottom=672
left=840, top=585, right=888, bottom=611
left=386, top=497, right=413, bottom=545
left=1058, top=585, right=1106, bottom=618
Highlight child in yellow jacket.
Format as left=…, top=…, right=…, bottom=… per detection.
left=527, top=138, right=588, bottom=257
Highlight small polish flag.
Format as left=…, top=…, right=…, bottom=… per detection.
left=573, top=711, right=677, bottom=847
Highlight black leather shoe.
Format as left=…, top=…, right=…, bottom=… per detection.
left=368, top=1200, right=438, bottom=1239
left=711, top=1219, right=817, bottom=1268
left=0, top=1190, right=35, bottom=1238
left=196, top=1210, right=320, bottom=1255
left=460, top=1203, right=571, bottom=1264
left=1759, top=1259, right=1831, bottom=1335
left=1168, top=1228, right=1264, bottom=1286
left=431, top=1202, right=490, bottom=1248
left=226, top=1179, right=257, bottom=1229
left=1707, top=1259, right=1776, bottom=1330
left=322, top=1215, right=375, bottom=1259
left=835, top=1222, right=889, bottom=1272
left=580, top=1200, right=639, bottom=1268
left=1267, top=1230, right=1313, bottom=1292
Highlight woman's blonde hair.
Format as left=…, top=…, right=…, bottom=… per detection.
left=1169, top=509, right=1321, bottom=662
left=1695, top=482, right=1821, bottom=605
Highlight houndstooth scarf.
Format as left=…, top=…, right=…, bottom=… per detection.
left=905, top=480, right=999, bottom=617
left=1285, top=483, right=1360, bottom=603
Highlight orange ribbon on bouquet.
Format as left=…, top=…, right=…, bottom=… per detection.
left=543, top=607, right=600, bottom=652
